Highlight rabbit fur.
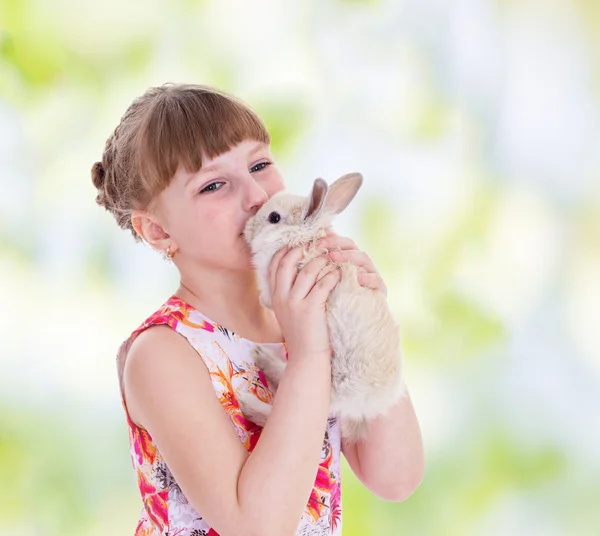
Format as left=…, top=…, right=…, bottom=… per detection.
left=240, top=173, right=405, bottom=442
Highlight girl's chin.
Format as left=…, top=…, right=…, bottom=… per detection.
left=238, top=236, right=254, bottom=261
left=239, top=234, right=252, bottom=251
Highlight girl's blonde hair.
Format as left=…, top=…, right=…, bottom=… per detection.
left=91, top=83, right=270, bottom=240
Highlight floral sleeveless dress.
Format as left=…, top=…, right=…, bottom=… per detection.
left=117, top=296, right=343, bottom=536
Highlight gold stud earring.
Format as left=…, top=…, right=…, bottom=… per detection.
left=165, top=246, right=174, bottom=261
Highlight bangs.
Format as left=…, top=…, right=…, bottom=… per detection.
left=136, top=85, right=270, bottom=196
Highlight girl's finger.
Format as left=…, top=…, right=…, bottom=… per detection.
left=328, top=249, right=379, bottom=274
left=358, top=272, right=388, bottom=295
left=289, top=255, right=331, bottom=301
left=317, top=233, right=358, bottom=252
left=273, top=246, right=306, bottom=299
left=307, top=266, right=342, bottom=304
left=268, top=245, right=290, bottom=295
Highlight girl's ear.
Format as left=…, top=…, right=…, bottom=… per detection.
left=131, top=209, right=172, bottom=250
left=303, top=178, right=329, bottom=221
left=323, top=173, right=363, bottom=215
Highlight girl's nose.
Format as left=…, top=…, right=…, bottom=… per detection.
left=243, top=179, right=269, bottom=212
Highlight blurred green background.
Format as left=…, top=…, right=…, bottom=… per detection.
left=1, top=0, right=599, bottom=534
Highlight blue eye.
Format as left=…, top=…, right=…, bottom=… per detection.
left=250, top=161, right=271, bottom=173
left=200, top=182, right=224, bottom=194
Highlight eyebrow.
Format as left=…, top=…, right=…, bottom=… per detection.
left=248, top=142, right=267, bottom=157
left=185, top=142, right=268, bottom=186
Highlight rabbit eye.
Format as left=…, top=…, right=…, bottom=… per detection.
left=268, top=211, right=281, bottom=224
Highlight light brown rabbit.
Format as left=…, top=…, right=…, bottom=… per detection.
left=239, top=173, right=405, bottom=442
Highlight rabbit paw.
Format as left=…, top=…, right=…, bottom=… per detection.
left=236, top=390, right=272, bottom=428
left=252, top=344, right=287, bottom=391
left=259, top=291, right=273, bottom=309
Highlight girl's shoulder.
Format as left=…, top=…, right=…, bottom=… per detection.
left=118, top=295, right=286, bottom=386
left=120, top=294, right=234, bottom=356
left=130, top=294, right=210, bottom=337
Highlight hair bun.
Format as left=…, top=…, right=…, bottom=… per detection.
left=91, top=161, right=106, bottom=189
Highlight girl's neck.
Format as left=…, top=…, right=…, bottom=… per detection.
left=175, top=270, right=283, bottom=344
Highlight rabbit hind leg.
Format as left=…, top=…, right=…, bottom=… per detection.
left=341, top=416, right=370, bottom=444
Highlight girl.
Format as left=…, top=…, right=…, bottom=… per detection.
left=91, top=83, right=423, bottom=536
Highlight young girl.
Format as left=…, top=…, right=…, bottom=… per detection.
left=91, top=83, right=424, bottom=536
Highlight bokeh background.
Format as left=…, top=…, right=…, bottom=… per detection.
left=2, top=0, right=599, bottom=534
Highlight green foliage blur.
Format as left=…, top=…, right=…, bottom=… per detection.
left=1, top=0, right=599, bottom=534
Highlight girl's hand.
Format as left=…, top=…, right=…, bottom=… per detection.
left=268, top=246, right=341, bottom=359
left=317, top=229, right=388, bottom=296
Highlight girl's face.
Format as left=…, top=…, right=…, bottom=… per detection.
left=153, top=139, right=285, bottom=271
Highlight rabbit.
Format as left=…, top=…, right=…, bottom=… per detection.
left=238, top=172, right=405, bottom=442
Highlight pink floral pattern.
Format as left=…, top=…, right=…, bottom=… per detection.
left=117, top=296, right=342, bottom=535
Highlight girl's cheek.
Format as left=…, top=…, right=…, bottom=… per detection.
left=269, top=176, right=286, bottom=196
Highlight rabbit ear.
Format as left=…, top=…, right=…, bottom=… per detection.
left=303, top=178, right=329, bottom=221
left=323, top=173, right=363, bottom=215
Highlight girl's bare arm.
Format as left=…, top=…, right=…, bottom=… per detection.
left=125, top=328, right=331, bottom=536
left=125, top=246, right=340, bottom=536
left=342, top=388, right=424, bottom=502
